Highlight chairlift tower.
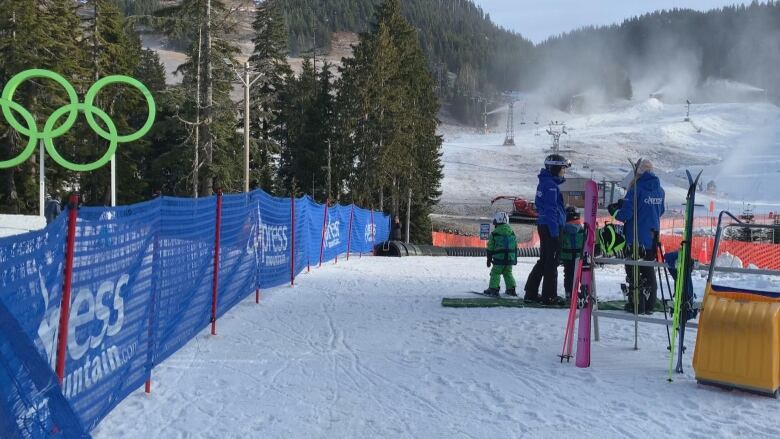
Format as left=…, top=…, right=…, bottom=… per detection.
left=545, top=121, right=568, bottom=154
left=685, top=99, right=691, bottom=122
left=502, top=91, right=523, bottom=146
left=520, top=103, right=527, bottom=125
left=478, top=97, right=488, bottom=135
left=504, top=101, right=515, bottom=145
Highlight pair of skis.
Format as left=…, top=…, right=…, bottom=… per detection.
left=560, top=180, right=598, bottom=367
left=668, top=169, right=702, bottom=380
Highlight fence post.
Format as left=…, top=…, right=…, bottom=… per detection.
left=333, top=203, right=339, bottom=264
left=145, top=199, right=162, bottom=394
left=319, top=199, right=329, bottom=267
left=290, top=195, right=296, bottom=286
left=211, top=190, right=223, bottom=336
left=55, top=194, right=79, bottom=385
left=370, top=209, right=376, bottom=256
left=346, top=205, right=354, bottom=261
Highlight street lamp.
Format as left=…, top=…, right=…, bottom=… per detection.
left=225, top=58, right=262, bottom=192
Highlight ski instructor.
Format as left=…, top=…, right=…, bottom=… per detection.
left=524, top=154, right=570, bottom=306
left=609, top=160, right=665, bottom=314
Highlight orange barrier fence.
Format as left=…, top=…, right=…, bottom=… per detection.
left=660, top=235, right=780, bottom=270
left=431, top=230, right=540, bottom=248
left=431, top=232, right=484, bottom=248
left=434, top=214, right=778, bottom=269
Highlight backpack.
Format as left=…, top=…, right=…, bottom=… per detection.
left=559, top=223, right=584, bottom=262
left=598, top=223, right=626, bottom=257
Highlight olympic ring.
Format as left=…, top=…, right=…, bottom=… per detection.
left=0, top=69, right=156, bottom=171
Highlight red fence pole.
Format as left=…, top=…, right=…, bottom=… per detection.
left=55, top=194, right=79, bottom=385
left=145, top=203, right=161, bottom=394
left=319, top=199, right=329, bottom=267
left=290, top=195, right=296, bottom=286
left=211, top=190, right=223, bottom=336
left=346, top=205, right=354, bottom=261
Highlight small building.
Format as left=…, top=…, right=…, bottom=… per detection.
left=706, top=180, right=717, bottom=195
left=559, top=177, right=589, bottom=208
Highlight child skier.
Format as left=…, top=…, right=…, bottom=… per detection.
left=559, top=206, right=584, bottom=300
left=484, top=212, right=518, bottom=297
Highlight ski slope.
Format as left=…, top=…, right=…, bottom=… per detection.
left=93, top=257, right=780, bottom=438
left=438, top=99, right=780, bottom=216
left=0, top=214, right=45, bottom=237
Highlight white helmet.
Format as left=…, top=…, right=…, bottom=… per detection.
left=493, top=212, right=510, bottom=224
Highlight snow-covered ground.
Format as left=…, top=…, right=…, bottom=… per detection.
left=438, top=99, right=780, bottom=217
left=94, top=257, right=780, bottom=439
left=0, top=213, right=45, bottom=237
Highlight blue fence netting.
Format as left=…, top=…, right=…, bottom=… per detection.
left=0, top=189, right=389, bottom=438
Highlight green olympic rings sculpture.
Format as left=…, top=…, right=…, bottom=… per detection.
left=0, top=69, right=156, bottom=171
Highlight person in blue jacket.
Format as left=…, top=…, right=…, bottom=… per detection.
left=609, top=160, right=665, bottom=314
left=524, top=154, right=570, bottom=305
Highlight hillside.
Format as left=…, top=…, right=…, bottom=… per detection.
left=131, top=0, right=532, bottom=97
left=434, top=97, right=780, bottom=234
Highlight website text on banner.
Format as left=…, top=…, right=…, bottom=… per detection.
left=0, top=190, right=388, bottom=437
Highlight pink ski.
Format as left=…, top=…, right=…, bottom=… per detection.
left=575, top=180, right=599, bottom=368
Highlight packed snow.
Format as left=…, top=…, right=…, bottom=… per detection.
left=93, top=256, right=780, bottom=439
left=0, top=213, right=45, bottom=237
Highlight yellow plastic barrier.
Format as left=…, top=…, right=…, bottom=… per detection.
left=693, top=285, right=780, bottom=397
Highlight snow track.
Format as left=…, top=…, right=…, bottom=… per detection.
left=94, top=257, right=780, bottom=438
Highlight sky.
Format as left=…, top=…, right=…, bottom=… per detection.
left=473, top=0, right=756, bottom=43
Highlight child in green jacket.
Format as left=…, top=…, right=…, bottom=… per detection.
left=560, top=207, right=584, bottom=300
left=484, top=212, right=518, bottom=297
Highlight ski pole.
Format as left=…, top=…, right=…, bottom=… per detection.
left=655, top=245, right=671, bottom=348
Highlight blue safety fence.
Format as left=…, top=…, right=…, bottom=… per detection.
left=0, top=189, right=388, bottom=438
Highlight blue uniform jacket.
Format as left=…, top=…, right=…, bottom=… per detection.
left=616, top=172, right=665, bottom=249
left=535, top=168, right=566, bottom=238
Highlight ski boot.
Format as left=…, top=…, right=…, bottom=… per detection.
left=483, top=287, right=500, bottom=297
left=505, top=287, right=518, bottom=297
left=542, top=295, right=566, bottom=306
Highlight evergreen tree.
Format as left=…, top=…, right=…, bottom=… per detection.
left=78, top=0, right=148, bottom=206
left=133, top=48, right=186, bottom=197
left=156, top=0, right=242, bottom=195
left=336, top=0, right=442, bottom=242
left=277, top=57, right=317, bottom=195
left=248, top=0, right=292, bottom=193
left=0, top=0, right=87, bottom=213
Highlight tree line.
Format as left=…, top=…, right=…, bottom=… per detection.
left=0, top=0, right=442, bottom=243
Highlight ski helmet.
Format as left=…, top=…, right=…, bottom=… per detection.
left=493, top=212, right=510, bottom=225
left=565, top=206, right=580, bottom=222
left=544, top=154, right=571, bottom=174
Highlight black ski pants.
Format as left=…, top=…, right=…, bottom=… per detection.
left=525, top=224, right=560, bottom=300
left=625, top=246, right=658, bottom=313
left=562, top=258, right=576, bottom=299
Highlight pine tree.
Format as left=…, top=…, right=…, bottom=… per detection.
left=335, top=0, right=442, bottom=241
left=0, top=0, right=87, bottom=213
left=78, top=0, right=148, bottom=206
left=132, top=48, right=187, bottom=197
left=248, top=0, right=292, bottom=193
left=277, top=57, right=318, bottom=194
left=156, top=0, right=241, bottom=195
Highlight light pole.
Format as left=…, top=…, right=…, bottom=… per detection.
left=226, top=59, right=262, bottom=192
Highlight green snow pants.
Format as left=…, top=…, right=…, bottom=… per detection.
left=489, top=265, right=517, bottom=289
